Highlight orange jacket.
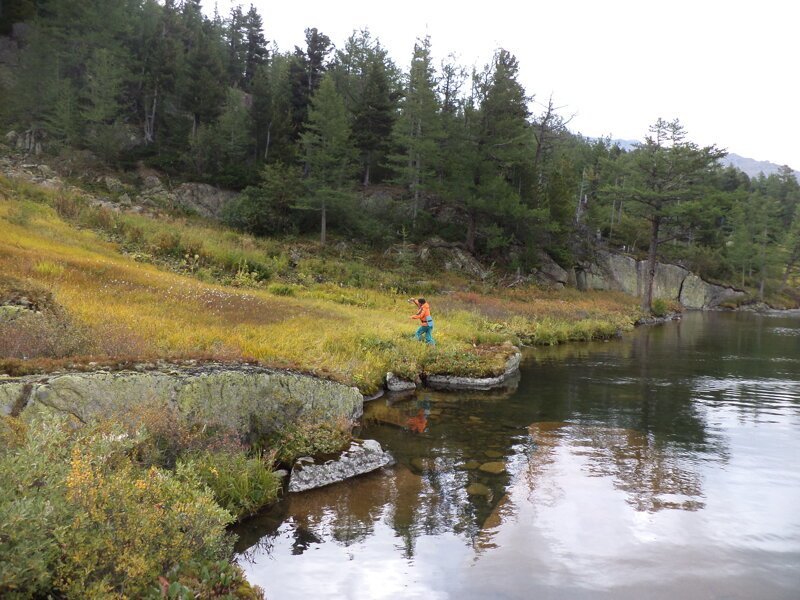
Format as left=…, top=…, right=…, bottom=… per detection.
left=411, top=300, right=432, bottom=325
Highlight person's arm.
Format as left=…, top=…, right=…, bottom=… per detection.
left=409, top=298, right=422, bottom=319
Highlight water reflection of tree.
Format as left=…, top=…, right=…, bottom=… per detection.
left=529, top=422, right=706, bottom=511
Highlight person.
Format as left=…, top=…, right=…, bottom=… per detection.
left=409, top=297, right=435, bottom=344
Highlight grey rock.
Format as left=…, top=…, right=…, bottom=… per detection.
left=532, top=250, right=569, bottom=288
left=426, top=351, right=521, bottom=391
left=142, top=174, right=163, bottom=190
left=386, top=372, right=416, bottom=392
left=288, top=439, right=394, bottom=492
left=580, top=251, right=746, bottom=309
left=173, top=183, right=239, bottom=219
left=2, top=365, right=363, bottom=437
left=104, top=176, right=125, bottom=194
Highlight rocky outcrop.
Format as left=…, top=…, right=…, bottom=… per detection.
left=173, top=183, right=239, bottom=219
left=531, top=251, right=570, bottom=289
left=580, top=251, right=746, bottom=309
left=426, top=351, right=522, bottom=391
left=1, top=365, right=363, bottom=437
left=418, top=238, right=489, bottom=280
left=287, top=439, right=395, bottom=492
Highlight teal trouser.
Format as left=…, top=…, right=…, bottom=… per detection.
left=415, top=323, right=435, bottom=344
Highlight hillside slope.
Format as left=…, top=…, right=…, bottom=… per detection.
left=0, top=175, right=641, bottom=393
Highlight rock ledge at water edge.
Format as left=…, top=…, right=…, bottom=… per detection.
left=288, top=439, right=395, bottom=492
left=425, top=351, right=522, bottom=391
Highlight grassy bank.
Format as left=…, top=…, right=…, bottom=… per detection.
left=0, top=175, right=641, bottom=393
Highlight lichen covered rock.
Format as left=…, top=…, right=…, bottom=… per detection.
left=1, top=365, right=363, bottom=437
left=287, top=439, right=394, bottom=492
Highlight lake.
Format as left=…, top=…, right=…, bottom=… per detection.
left=234, top=311, right=800, bottom=599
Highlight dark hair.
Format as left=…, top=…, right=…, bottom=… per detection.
left=418, top=298, right=426, bottom=304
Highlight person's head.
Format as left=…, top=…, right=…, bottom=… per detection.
left=418, top=297, right=426, bottom=305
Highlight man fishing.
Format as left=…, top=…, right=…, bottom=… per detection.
left=409, top=297, right=435, bottom=345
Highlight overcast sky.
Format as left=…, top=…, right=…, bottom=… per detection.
left=210, top=0, right=799, bottom=168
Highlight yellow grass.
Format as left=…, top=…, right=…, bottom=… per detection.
left=0, top=177, right=642, bottom=392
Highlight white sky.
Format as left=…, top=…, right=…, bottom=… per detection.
left=210, top=0, right=799, bottom=168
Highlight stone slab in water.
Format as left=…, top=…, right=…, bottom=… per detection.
left=426, top=352, right=521, bottom=391
left=288, top=439, right=395, bottom=493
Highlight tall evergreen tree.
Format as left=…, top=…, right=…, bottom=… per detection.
left=351, top=57, right=394, bottom=185
left=242, top=4, right=268, bottom=89
left=301, top=74, right=357, bottom=245
left=606, top=118, right=725, bottom=311
left=392, top=36, right=442, bottom=223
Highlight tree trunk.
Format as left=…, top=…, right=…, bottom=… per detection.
left=641, top=216, right=661, bottom=312
left=144, top=89, right=157, bottom=144
left=466, top=211, right=477, bottom=254
left=264, top=121, right=272, bottom=161
left=320, top=197, right=327, bottom=246
left=363, top=162, right=370, bottom=187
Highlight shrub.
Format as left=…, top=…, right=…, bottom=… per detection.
left=269, top=420, right=352, bottom=465
left=149, top=229, right=182, bottom=257
left=651, top=298, right=668, bottom=317
left=0, top=414, right=243, bottom=599
left=0, top=311, right=94, bottom=359
left=179, top=450, right=281, bottom=519
left=266, top=283, right=295, bottom=296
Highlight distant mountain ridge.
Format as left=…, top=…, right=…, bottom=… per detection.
left=600, top=138, right=799, bottom=182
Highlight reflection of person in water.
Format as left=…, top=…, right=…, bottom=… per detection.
left=406, top=396, right=431, bottom=433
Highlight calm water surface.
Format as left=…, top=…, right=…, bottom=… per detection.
left=234, top=312, right=800, bottom=599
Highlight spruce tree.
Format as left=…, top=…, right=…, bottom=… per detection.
left=301, top=74, right=357, bottom=245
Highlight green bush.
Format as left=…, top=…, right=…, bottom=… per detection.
left=0, top=414, right=252, bottom=599
left=180, top=451, right=281, bottom=519
left=651, top=298, right=668, bottom=317
left=269, top=420, right=351, bottom=464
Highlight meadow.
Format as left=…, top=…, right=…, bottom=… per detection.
left=0, top=174, right=641, bottom=393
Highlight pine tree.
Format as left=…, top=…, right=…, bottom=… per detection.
left=301, top=74, right=357, bottom=245
left=243, top=5, right=268, bottom=89
left=392, top=37, right=443, bottom=223
left=351, top=57, right=394, bottom=185
left=607, top=118, right=726, bottom=311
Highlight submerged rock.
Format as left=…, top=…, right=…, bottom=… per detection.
left=287, top=439, right=394, bottom=493
left=466, top=482, right=492, bottom=497
left=478, top=461, right=506, bottom=475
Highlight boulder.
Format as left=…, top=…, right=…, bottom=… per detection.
left=173, top=183, right=239, bottom=219
left=103, top=176, right=125, bottom=194
left=2, top=365, right=363, bottom=437
left=287, top=439, right=394, bottom=492
left=532, top=250, right=570, bottom=288
left=679, top=274, right=709, bottom=309
left=142, top=174, right=163, bottom=190
left=386, top=372, right=416, bottom=392
left=651, top=262, right=690, bottom=301
left=418, top=238, right=489, bottom=280
left=478, top=461, right=506, bottom=475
